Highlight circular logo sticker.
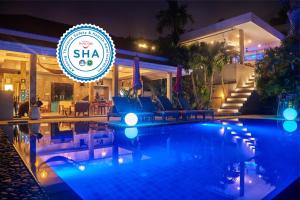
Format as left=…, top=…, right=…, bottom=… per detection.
left=57, top=24, right=115, bottom=82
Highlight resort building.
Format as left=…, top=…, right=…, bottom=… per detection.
left=180, top=12, right=285, bottom=114
left=0, top=12, right=285, bottom=119
left=0, top=15, right=178, bottom=119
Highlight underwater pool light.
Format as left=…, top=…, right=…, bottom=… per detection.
left=283, top=108, right=298, bottom=120
left=78, top=165, right=85, bottom=171
left=124, top=113, right=138, bottom=126
left=118, top=158, right=124, bottom=164
left=125, top=127, right=138, bottom=139
left=283, top=120, right=298, bottom=133
left=242, top=128, right=248, bottom=132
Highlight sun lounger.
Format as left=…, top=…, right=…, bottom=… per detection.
left=138, top=96, right=180, bottom=121
left=107, top=96, right=154, bottom=121
left=157, top=95, right=195, bottom=120
left=177, top=96, right=214, bottom=120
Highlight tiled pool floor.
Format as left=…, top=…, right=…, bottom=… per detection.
left=1, top=118, right=299, bottom=199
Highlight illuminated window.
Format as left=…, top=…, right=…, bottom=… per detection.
left=4, top=84, right=13, bottom=91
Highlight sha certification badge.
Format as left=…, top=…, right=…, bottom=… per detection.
left=57, top=24, right=115, bottom=82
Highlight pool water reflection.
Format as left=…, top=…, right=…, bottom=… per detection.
left=2, top=119, right=300, bottom=200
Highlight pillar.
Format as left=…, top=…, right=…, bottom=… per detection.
left=89, top=82, right=93, bottom=102
left=29, top=54, right=37, bottom=105
left=166, top=72, right=172, bottom=101
left=239, top=29, right=245, bottom=64
left=88, top=132, right=94, bottom=160
left=112, top=65, right=119, bottom=97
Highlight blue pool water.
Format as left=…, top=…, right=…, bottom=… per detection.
left=2, top=119, right=300, bottom=199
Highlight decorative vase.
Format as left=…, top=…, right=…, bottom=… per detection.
left=29, top=105, right=40, bottom=120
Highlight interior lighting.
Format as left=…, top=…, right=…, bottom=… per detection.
left=4, top=84, right=13, bottom=91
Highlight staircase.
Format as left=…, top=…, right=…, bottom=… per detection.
left=217, top=74, right=256, bottom=115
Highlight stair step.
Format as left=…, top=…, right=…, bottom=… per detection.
left=218, top=108, right=239, bottom=113
left=244, top=82, right=255, bottom=86
left=241, top=85, right=255, bottom=88
left=225, top=101, right=245, bottom=104
left=221, top=106, right=241, bottom=109
left=231, top=95, right=251, bottom=98
left=217, top=73, right=255, bottom=115
left=234, top=88, right=254, bottom=93
left=222, top=103, right=243, bottom=108
left=226, top=97, right=247, bottom=102
left=231, top=92, right=251, bottom=97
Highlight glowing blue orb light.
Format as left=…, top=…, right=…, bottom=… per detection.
left=283, top=108, right=298, bottom=120
left=283, top=120, right=298, bottom=133
left=124, top=113, right=138, bottom=126
left=125, top=127, right=138, bottom=139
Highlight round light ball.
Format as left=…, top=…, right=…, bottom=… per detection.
left=124, top=113, right=138, bottom=126
left=283, top=120, right=298, bottom=133
left=283, top=108, right=298, bottom=120
left=78, top=165, right=85, bottom=171
left=124, top=127, right=138, bottom=139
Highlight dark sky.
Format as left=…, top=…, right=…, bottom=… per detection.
left=0, top=0, right=282, bottom=39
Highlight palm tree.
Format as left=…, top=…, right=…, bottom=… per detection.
left=156, top=0, right=193, bottom=45
left=186, top=42, right=235, bottom=107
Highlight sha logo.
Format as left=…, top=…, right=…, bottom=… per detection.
left=57, top=24, right=115, bottom=82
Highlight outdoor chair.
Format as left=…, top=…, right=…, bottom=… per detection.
left=108, top=96, right=154, bottom=122
left=74, top=101, right=90, bottom=117
left=155, top=96, right=183, bottom=120
left=157, top=96, right=205, bottom=120
left=177, top=96, right=214, bottom=120
left=138, top=96, right=180, bottom=121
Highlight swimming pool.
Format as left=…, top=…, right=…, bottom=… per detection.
left=1, top=119, right=299, bottom=199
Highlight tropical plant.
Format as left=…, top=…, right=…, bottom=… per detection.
left=156, top=0, right=193, bottom=45
left=256, top=36, right=300, bottom=104
left=255, top=0, right=300, bottom=113
left=142, top=76, right=167, bottom=97
left=185, top=42, right=236, bottom=108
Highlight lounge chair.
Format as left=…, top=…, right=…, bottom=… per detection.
left=138, top=96, right=180, bottom=121
left=107, top=96, right=154, bottom=121
left=177, top=96, right=214, bottom=120
left=157, top=95, right=198, bottom=120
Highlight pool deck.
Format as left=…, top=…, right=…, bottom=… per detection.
left=0, top=114, right=295, bottom=126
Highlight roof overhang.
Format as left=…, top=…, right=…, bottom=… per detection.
left=0, top=39, right=179, bottom=75
left=180, top=12, right=285, bottom=46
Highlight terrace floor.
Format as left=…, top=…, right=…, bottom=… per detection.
left=0, top=114, right=287, bottom=126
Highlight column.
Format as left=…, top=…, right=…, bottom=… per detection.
left=239, top=29, right=245, bottom=64
left=112, top=65, right=119, bottom=97
left=29, top=54, right=37, bottom=105
left=166, top=72, right=172, bottom=101
left=88, top=132, right=94, bottom=160
left=89, top=82, right=93, bottom=102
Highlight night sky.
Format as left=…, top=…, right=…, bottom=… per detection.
left=0, top=0, right=282, bottom=39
